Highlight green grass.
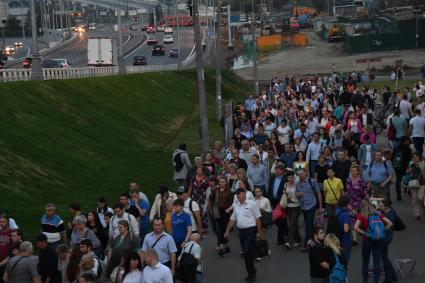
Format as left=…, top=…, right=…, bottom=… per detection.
left=0, top=69, right=251, bottom=238
left=361, top=79, right=419, bottom=91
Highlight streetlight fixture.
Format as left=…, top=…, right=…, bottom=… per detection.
left=30, top=0, right=43, bottom=80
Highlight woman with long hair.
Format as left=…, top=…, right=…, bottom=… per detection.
left=407, top=152, right=425, bottom=220
left=208, top=176, right=233, bottom=256
left=284, top=171, right=301, bottom=248
left=324, top=234, right=347, bottom=281
left=66, top=246, right=83, bottom=283
left=121, top=252, right=143, bottom=283
left=106, top=251, right=125, bottom=283
left=354, top=200, right=393, bottom=283
left=232, top=168, right=248, bottom=194
left=293, top=151, right=309, bottom=176
left=226, top=164, right=238, bottom=192
left=346, top=111, right=363, bottom=143
left=203, top=151, right=217, bottom=176
left=190, top=167, right=210, bottom=229
left=86, top=210, right=108, bottom=250
left=109, top=220, right=138, bottom=258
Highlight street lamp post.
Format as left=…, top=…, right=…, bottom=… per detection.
left=227, top=4, right=233, bottom=49
left=175, top=0, right=181, bottom=69
left=251, top=0, right=258, bottom=95
left=117, top=0, right=126, bottom=74
left=30, top=0, right=43, bottom=80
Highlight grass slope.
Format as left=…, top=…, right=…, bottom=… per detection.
left=0, top=69, right=251, bottom=237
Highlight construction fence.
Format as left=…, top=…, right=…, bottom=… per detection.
left=345, top=32, right=416, bottom=54
left=256, top=33, right=308, bottom=52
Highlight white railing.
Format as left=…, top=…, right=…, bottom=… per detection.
left=0, top=65, right=179, bottom=83
left=126, top=64, right=178, bottom=74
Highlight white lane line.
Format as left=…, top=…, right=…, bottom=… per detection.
left=25, top=46, right=31, bottom=57
left=123, top=35, right=147, bottom=59
left=122, top=34, right=131, bottom=46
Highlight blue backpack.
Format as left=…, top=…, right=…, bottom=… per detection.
left=329, top=252, right=347, bottom=283
left=367, top=214, right=386, bottom=240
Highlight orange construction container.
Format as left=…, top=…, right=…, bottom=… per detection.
left=256, top=33, right=308, bottom=51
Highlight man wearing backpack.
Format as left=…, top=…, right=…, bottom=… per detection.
left=367, top=150, right=393, bottom=200
left=79, top=239, right=103, bottom=279
left=177, top=233, right=204, bottom=283
left=176, top=186, right=203, bottom=235
left=173, top=144, right=192, bottom=186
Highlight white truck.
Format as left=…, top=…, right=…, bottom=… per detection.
left=87, top=37, right=117, bottom=67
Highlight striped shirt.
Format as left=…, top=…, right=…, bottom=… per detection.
left=41, top=214, right=65, bottom=243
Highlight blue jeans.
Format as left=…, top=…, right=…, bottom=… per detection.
left=362, top=238, right=385, bottom=283
left=342, top=244, right=352, bottom=264
left=412, top=137, right=424, bottom=155
left=302, top=207, right=316, bottom=245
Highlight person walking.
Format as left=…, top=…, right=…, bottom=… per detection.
left=70, top=215, right=101, bottom=250
left=334, top=195, right=353, bottom=263
left=409, top=109, right=425, bottom=155
left=307, top=228, right=327, bottom=283
left=268, top=164, right=287, bottom=246
left=173, top=144, right=192, bottom=186
left=392, top=136, right=412, bottom=201
left=109, top=203, right=139, bottom=244
left=407, top=152, right=425, bottom=220
left=323, top=167, right=344, bottom=234
left=171, top=199, right=192, bottom=255
left=296, top=169, right=322, bottom=250
left=306, top=133, right=322, bottom=177
left=40, top=203, right=67, bottom=249
left=207, top=176, right=233, bottom=256
left=178, top=233, right=205, bottom=283
left=380, top=200, right=399, bottom=283
left=35, top=234, right=59, bottom=283
left=284, top=171, right=301, bottom=248
left=354, top=200, right=393, bottom=283
left=149, top=186, right=178, bottom=222
left=3, top=241, right=41, bottom=283
left=224, top=189, right=262, bottom=282
left=0, top=215, right=13, bottom=281
left=109, top=220, right=138, bottom=259
left=247, top=154, right=267, bottom=194
left=121, top=252, right=143, bottom=283
left=142, top=249, right=173, bottom=283
left=141, top=218, right=177, bottom=274
left=324, top=234, right=347, bottom=283
left=367, top=150, right=393, bottom=199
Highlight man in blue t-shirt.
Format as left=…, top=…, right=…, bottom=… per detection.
left=335, top=195, right=352, bottom=263
left=131, top=191, right=150, bottom=246
left=171, top=199, right=192, bottom=255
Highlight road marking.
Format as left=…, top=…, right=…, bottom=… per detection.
left=123, top=35, right=147, bottom=59
left=123, top=34, right=131, bottom=46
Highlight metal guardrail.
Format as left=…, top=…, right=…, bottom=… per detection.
left=0, top=64, right=178, bottom=83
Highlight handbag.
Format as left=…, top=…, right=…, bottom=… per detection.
left=408, top=179, right=420, bottom=188
left=314, top=210, right=325, bottom=228
left=387, top=118, right=396, bottom=140
left=212, top=191, right=221, bottom=219
left=252, top=239, right=270, bottom=258
left=393, top=215, right=406, bottom=232
left=261, top=211, right=273, bottom=227
left=272, top=204, right=287, bottom=222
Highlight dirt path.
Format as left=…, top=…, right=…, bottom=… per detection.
left=235, top=30, right=425, bottom=81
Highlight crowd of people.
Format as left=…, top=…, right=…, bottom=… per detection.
left=1, top=73, right=425, bottom=283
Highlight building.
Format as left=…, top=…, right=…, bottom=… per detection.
left=333, top=0, right=364, bottom=16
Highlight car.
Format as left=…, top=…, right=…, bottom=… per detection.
left=169, top=48, right=178, bottom=57
left=152, top=44, right=165, bottom=56
left=164, top=27, right=173, bottom=34
left=22, top=57, right=32, bottom=68
left=14, top=42, right=23, bottom=47
left=41, top=59, right=63, bottom=68
left=147, top=37, right=157, bottom=45
left=77, top=26, right=85, bottom=33
left=5, top=46, right=15, bottom=54
left=163, top=35, right=173, bottom=44
left=147, top=26, right=155, bottom=34
left=156, top=25, right=165, bottom=32
left=52, top=58, right=71, bottom=69
left=133, top=56, right=147, bottom=66
left=141, top=25, right=148, bottom=31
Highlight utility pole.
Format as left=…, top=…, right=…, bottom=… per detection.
left=30, top=0, right=43, bottom=80
left=251, top=0, right=258, bottom=95
left=193, top=0, right=210, bottom=151
left=117, top=0, right=126, bottom=74
left=175, top=0, right=181, bottom=68
left=215, top=0, right=222, bottom=121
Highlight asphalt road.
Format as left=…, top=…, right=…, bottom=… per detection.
left=202, top=135, right=425, bottom=283
left=124, top=27, right=194, bottom=66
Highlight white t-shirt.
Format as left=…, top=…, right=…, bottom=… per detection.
left=410, top=116, right=425, bottom=137
left=184, top=198, right=200, bottom=232
left=123, top=270, right=143, bottom=283
left=231, top=199, right=261, bottom=229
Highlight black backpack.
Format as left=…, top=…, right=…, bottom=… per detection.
left=174, top=152, right=184, bottom=172
left=175, top=243, right=198, bottom=282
